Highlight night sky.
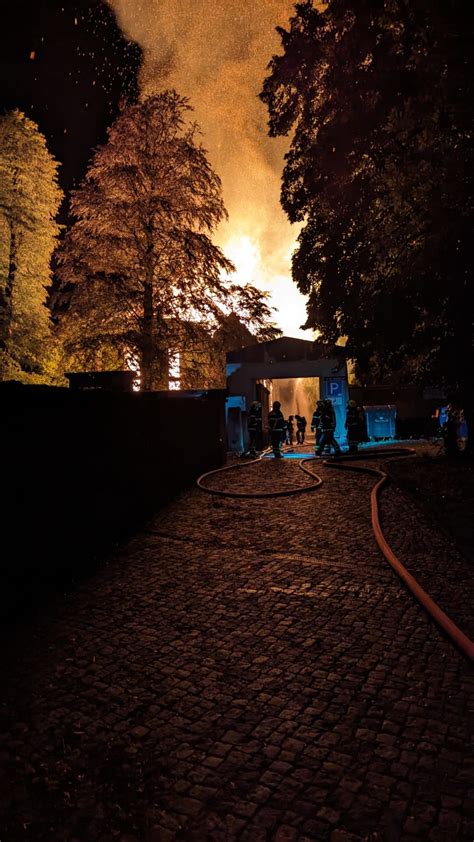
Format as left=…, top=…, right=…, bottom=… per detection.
left=0, top=0, right=142, bottom=196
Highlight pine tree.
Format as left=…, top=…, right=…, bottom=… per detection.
left=0, top=110, right=63, bottom=381
left=56, top=91, right=280, bottom=390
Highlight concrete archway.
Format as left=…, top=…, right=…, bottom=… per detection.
left=226, top=337, right=349, bottom=451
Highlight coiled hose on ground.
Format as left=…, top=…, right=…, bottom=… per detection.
left=197, top=446, right=474, bottom=662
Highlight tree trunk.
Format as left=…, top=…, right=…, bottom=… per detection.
left=0, top=219, right=16, bottom=352
left=141, top=278, right=154, bottom=391
left=153, top=310, right=170, bottom=390
left=154, top=347, right=170, bottom=391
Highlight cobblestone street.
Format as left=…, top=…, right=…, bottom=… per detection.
left=1, top=446, right=473, bottom=841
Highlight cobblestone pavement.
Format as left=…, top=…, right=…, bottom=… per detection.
left=1, top=444, right=473, bottom=841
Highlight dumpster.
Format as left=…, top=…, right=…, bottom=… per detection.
left=363, top=404, right=396, bottom=440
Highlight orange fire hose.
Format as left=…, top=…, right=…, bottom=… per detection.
left=197, top=447, right=474, bottom=662
left=196, top=449, right=322, bottom=498
left=324, top=452, right=474, bottom=662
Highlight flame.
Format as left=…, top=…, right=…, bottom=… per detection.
left=223, top=234, right=260, bottom=284
left=221, top=232, right=308, bottom=338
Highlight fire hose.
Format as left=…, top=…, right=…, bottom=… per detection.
left=197, top=447, right=474, bottom=662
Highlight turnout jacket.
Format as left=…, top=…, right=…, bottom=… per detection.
left=320, top=406, right=336, bottom=432
left=248, top=406, right=262, bottom=432
left=311, top=408, right=321, bottom=431
left=268, top=409, right=285, bottom=434
left=345, top=406, right=360, bottom=432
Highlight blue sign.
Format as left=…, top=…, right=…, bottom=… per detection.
left=325, top=379, right=344, bottom=398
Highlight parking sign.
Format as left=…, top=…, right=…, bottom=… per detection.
left=324, top=378, right=345, bottom=406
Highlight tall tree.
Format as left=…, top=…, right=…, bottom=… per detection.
left=0, top=110, right=63, bottom=381
left=56, top=91, right=280, bottom=389
left=261, top=1, right=473, bottom=400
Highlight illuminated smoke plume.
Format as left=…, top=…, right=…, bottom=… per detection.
left=108, top=0, right=309, bottom=337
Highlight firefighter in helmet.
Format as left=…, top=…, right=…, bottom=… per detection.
left=315, top=399, right=341, bottom=457
left=345, top=399, right=361, bottom=454
left=247, top=400, right=262, bottom=455
left=311, top=399, right=325, bottom=448
left=268, top=400, right=285, bottom=458
left=286, top=414, right=295, bottom=445
left=296, top=414, right=307, bottom=444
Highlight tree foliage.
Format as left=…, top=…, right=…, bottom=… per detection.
left=55, top=91, right=280, bottom=389
left=176, top=311, right=260, bottom=390
left=261, top=1, right=473, bottom=396
left=0, top=110, right=63, bottom=381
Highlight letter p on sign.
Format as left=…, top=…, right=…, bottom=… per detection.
left=327, top=380, right=342, bottom=397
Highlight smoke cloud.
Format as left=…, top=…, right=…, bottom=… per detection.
left=108, top=0, right=309, bottom=337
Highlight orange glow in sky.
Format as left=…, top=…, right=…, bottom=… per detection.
left=109, top=0, right=310, bottom=338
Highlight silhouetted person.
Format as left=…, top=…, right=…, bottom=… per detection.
left=315, top=400, right=341, bottom=457
left=311, top=400, right=324, bottom=447
left=457, top=408, right=468, bottom=452
left=357, top=406, right=369, bottom=442
left=296, top=414, right=307, bottom=444
left=247, top=400, right=262, bottom=455
left=268, top=401, right=285, bottom=458
left=443, top=403, right=459, bottom=456
left=345, top=400, right=362, bottom=453
left=286, top=415, right=295, bottom=445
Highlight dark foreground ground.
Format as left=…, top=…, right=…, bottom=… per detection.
left=0, top=443, right=472, bottom=841
left=387, top=448, right=474, bottom=562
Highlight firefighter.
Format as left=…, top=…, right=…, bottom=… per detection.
left=268, top=400, right=285, bottom=458
left=345, top=399, right=361, bottom=453
left=247, top=400, right=262, bottom=455
left=457, top=408, right=468, bottom=452
left=326, top=398, right=336, bottom=429
left=315, top=399, right=341, bottom=457
left=311, top=400, right=324, bottom=447
left=286, top=415, right=295, bottom=445
left=357, top=405, right=369, bottom=442
left=442, top=403, right=459, bottom=456
left=296, top=414, right=307, bottom=444
left=294, top=415, right=301, bottom=441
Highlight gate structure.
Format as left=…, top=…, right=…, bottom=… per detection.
left=226, top=337, right=349, bottom=452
